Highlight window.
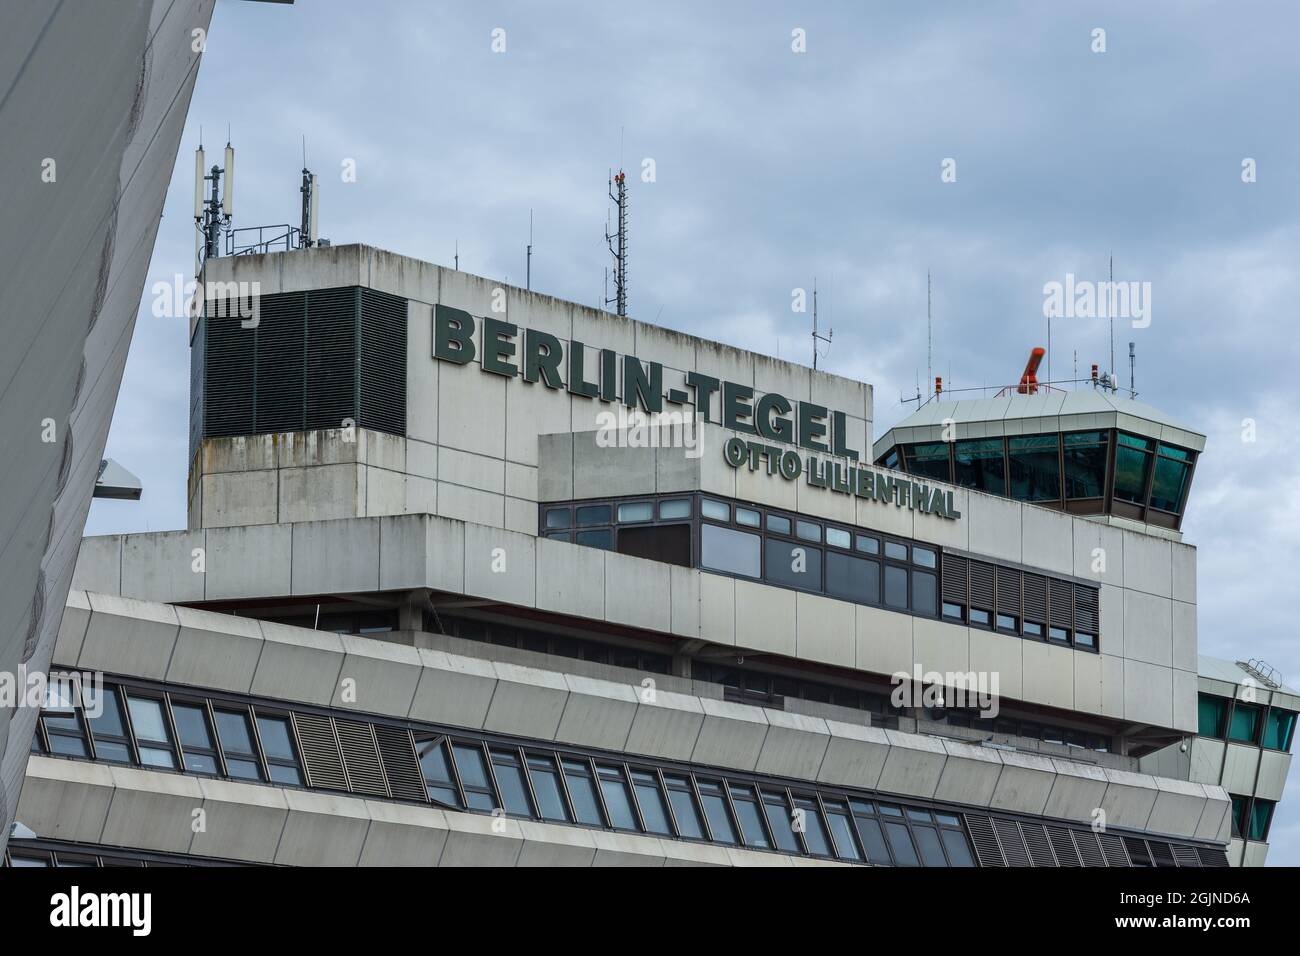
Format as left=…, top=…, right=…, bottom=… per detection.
left=912, top=546, right=936, bottom=569
left=1197, top=695, right=1227, bottom=739
left=659, top=498, right=691, bottom=520
left=575, top=528, right=612, bottom=549
left=953, top=439, right=1006, bottom=495
left=126, top=695, right=175, bottom=769
left=760, top=790, right=801, bottom=853
left=996, top=613, right=1018, bottom=633
left=765, top=538, right=822, bottom=591
left=823, top=800, right=863, bottom=861
left=795, top=520, right=822, bottom=543
left=826, top=551, right=879, bottom=604
left=41, top=682, right=88, bottom=758
left=826, top=527, right=852, bottom=549
left=884, top=540, right=908, bottom=561
left=730, top=784, right=771, bottom=849
left=850, top=801, right=891, bottom=864
left=1114, top=432, right=1153, bottom=503
left=86, top=685, right=132, bottom=764
left=452, top=743, right=497, bottom=811
left=663, top=774, right=704, bottom=839
left=490, top=749, right=534, bottom=817
left=616, top=501, right=653, bottom=523
left=417, top=737, right=460, bottom=806
left=793, top=795, right=832, bottom=856
left=256, top=714, right=302, bottom=786
left=884, top=564, right=908, bottom=609
left=214, top=708, right=263, bottom=780
left=575, top=503, right=612, bottom=525
left=1262, top=708, right=1296, bottom=752
left=171, top=701, right=220, bottom=775
left=1008, top=434, right=1061, bottom=502
left=525, top=754, right=569, bottom=821
left=969, top=608, right=990, bottom=627
left=562, top=759, right=604, bottom=826
left=766, top=514, right=791, bottom=535
left=903, top=443, right=952, bottom=482
left=544, top=507, right=570, bottom=529
left=1228, top=702, right=1261, bottom=744
left=1249, top=799, right=1275, bottom=841
left=942, top=602, right=964, bottom=621
left=596, top=764, right=639, bottom=830
left=697, top=780, right=738, bottom=844
left=855, top=534, right=879, bottom=554
left=701, top=498, right=730, bottom=521
left=1230, top=795, right=1247, bottom=838
left=701, top=524, right=761, bottom=578
left=1062, top=431, right=1109, bottom=499
left=1151, top=444, right=1193, bottom=513
left=735, top=506, right=761, bottom=528
left=912, top=570, right=937, bottom=616
left=630, top=770, right=673, bottom=835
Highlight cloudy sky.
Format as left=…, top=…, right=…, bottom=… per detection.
left=87, top=1, right=1300, bottom=862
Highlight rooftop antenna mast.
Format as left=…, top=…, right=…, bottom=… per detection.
left=811, top=276, right=832, bottom=370
left=299, top=140, right=319, bottom=250
left=927, top=270, right=933, bottom=398
left=454, top=240, right=459, bottom=271
left=1128, top=341, right=1136, bottom=398
left=605, top=170, right=628, bottom=316
left=193, top=133, right=234, bottom=269
left=526, top=209, right=533, bottom=291
left=1109, top=253, right=1115, bottom=381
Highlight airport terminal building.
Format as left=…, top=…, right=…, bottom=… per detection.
left=8, top=244, right=1293, bottom=867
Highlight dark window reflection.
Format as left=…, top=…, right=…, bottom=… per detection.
left=1008, top=435, right=1061, bottom=502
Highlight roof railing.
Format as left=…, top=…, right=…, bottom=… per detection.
left=904, top=377, right=1139, bottom=410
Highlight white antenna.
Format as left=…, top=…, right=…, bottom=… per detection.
left=193, top=146, right=205, bottom=219
left=222, top=142, right=235, bottom=218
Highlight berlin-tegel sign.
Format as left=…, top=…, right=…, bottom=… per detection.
left=432, top=304, right=960, bottom=521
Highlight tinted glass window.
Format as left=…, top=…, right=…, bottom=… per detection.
left=884, top=540, right=908, bottom=561
left=617, top=501, right=653, bottom=522
left=765, top=539, right=822, bottom=591
left=544, top=508, right=570, bottom=529
left=1263, top=709, right=1296, bottom=751
left=853, top=815, right=891, bottom=865
left=1249, top=800, right=1274, bottom=840
left=1008, top=434, right=1061, bottom=502
left=575, top=504, right=612, bottom=526
left=663, top=775, right=704, bottom=839
left=913, top=826, right=948, bottom=866
left=823, top=801, right=863, bottom=861
left=1114, top=433, right=1153, bottom=503
left=562, top=760, right=604, bottom=826
left=904, top=443, right=952, bottom=482
left=760, top=791, right=800, bottom=853
left=941, top=828, right=975, bottom=866
left=1063, top=432, right=1108, bottom=499
left=1229, top=703, right=1261, bottom=744
left=794, top=796, right=831, bottom=855
left=884, top=564, right=908, bottom=609
left=912, top=546, right=936, bottom=568
left=826, top=527, right=851, bottom=549
left=630, top=770, right=673, bottom=835
left=701, top=498, right=730, bottom=521
left=526, top=755, right=569, bottom=821
left=954, top=439, right=1006, bottom=495
left=825, top=552, right=880, bottom=604
left=884, top=821, right=920, bottom=866
left=729, top=785, right=771, bottom=849
left=126, top=696, right=175, bottom=769
left=596, top=765, right=639, bottom=829
left=659, top=498, right=691, bottom=520
left=575, top=528, right=613, bottom=549
left=912, top=570, right=937, bottom=616
left=417, top=739, right=459, bottom=805
left=855, top=534, right=879, bottom=554
left=490, top=750, right=533, bottom=816
left=735, top=506, right=761, bottom=528
left=700, top=524, right=761, bottom=578
left=1151, top=452, right=1191, bottom=512
left=697, top=781, right=737, bottom=844
left=766, top=514, right=791, bottom=535
left=796, top=520, right=822, bottom=543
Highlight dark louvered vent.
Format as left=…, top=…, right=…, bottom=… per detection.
left=292, top=713, right=347, bottom=791
left=1074, top=830, right=1108, bottom=867
left=1172, top=845, right=1202, bottom=867
left=304, top=287, right=357, bottom=430
left=1197, top=846, right=1230, bottom=867
left=1074, top=586, right=1099, bottom=634
left=1123, top=836, right=1153, bottom=867
left=996, top=567, right=1022, bottom=615
left=1148, top=841, right=1177, bottom=868
left=969, top=562, right=996, bottom=612
left=336, top=718, right=389, bottom=797
left=1049, top=578, right=1074, bottom=628
left=993, top=819, right=1030, bottom=866
left=941, top=554, right=968, bottom=603
left=376, top=725, right=426, bottom=802
left=1022, top=823, right=1056, bottom=866
left=203, top=314, right=255, bottom=436
left=1023, top=573, right=1048, bottom=625
left=1047, top=826, right=1081, bottom=866
left=358, top=288, right=407, bottom=435
left=1099, top=832, right=1130, bottom=866
left=964, top=815, right=1005, bottom=866
left=253, top=291, right=306, bottom=432
left=199, top=286, right=407, bottom=443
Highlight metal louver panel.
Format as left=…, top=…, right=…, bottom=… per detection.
left=969, top=561, right=995, bottom=611
left=1021, top=823, right=1056, bottom=866
left=1075, top=830, right=1108, bottom=866
left=1074, top=586, right=1100, bottom=634
left=292, top=713, right=347, bottom=791
left=1148, top=840, right=1176, bottom=868
left=996, top=567, right=1022, bottom=615
left=376, top=725, right=426, bottom=802
left=1099, top=832, right=1130, bottom=866
left=189, top=315, right=206, bottom=462
left=1123, top=836, right=1153, bottom=867
left=1172, top=845, right=1202, bottom=867
left=203, top=312, right=255, bottom=436
left=964, top=815, right=1005, bottom=866
left=336, top=718, right=389, bottom=797
left=358, top=288, right=407, bottom=435
left=993, top=819, right=1030, bottom=866
left=1023, top=573, right=1047, bottom=624
left=1046, top=826, right=1081, bottom=866
left=1049, top=578, right=1074, bottom=628
left=253, top=291, right=306, bottom=432
left=1197, top=846, right=1230, bottom=867
left=941, top=554, right=968, bottom=603
left=304, top=287, right=357, bottom=431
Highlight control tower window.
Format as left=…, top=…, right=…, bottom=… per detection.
left=953, top=439, right=1006, bottom=495
left=1063, top=431, right=1108, bottom=500
left=903, top=443, right=952, bottom=483
left=1008, top=435, right=1061, bottom=502
left=1113, top=432, right=1153, bottom=503
left=1150, top=443, right=1194, bottom=513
